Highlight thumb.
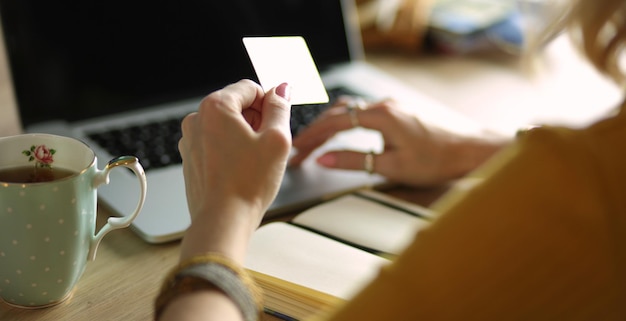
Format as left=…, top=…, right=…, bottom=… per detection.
left=260, top=82, right=292, bottom=134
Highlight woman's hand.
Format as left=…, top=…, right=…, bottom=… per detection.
left=289, top=97, right=507, bottom=186
left=177, top=79, right=292, bottom=262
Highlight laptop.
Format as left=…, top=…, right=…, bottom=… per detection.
left=0, top=0, right=482, bottom=243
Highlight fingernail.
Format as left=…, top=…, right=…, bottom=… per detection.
left=316, top=153, right=337, bottom=167
left=276, top=82, right=291, bottom=101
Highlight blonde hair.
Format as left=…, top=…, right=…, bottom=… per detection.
left=535, top=0, right=626, bottom=86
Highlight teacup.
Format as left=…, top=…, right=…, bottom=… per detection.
left=0, top=133, right=146, bottom=308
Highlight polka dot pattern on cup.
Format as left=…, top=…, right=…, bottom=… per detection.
left=0, top=178, right=95, bottom=307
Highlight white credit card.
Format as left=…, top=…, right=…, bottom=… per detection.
left=243, top=36, right=329, bottom=105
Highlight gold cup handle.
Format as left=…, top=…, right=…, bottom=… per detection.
left=88, top=156, right=147, bottom=260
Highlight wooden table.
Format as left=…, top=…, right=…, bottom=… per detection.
left=0, top=185, right=445, bottom=321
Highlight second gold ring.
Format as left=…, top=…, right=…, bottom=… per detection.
left=364, top=151, right=375, bottom=174
left=347, top=99, right=365, bottom=128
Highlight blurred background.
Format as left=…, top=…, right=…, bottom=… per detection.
left=355, top=0, right=621, bottom=136
left=0, top=0, right=622, bottom=138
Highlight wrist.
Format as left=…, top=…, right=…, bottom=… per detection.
left=181, top=201, right=262, bottom=264
left=448, top=135, right=509, bottom=178
left=156, top=252, right=263, bottom=321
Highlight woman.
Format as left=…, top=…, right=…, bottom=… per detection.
left=157, top=0, right=626, bottom=319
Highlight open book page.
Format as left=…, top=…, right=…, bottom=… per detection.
left=244, top=222, right=389, bottom=301
left=292, top=191, right=432, bottom=256
left=355, top=189, right=436, bottom=219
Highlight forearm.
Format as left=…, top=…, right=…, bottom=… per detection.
left=443, top=131, right=510, bottom=180
left=456, top=135, right=509, bottom=175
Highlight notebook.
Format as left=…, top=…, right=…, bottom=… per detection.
left=0, top=0, right=482, bottom=243
left=244, top=190, right=434, bottom=320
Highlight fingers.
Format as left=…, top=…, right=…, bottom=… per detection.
left=182, top=79, right=291, bottom=134
left=205, top=79, right=265, bottom=115
left=316, top=150, right=391, bottom=175
left=259, top=82, right=292, bottom=135
left=290, top=100, right=393, bottom=166
left=178, top=110, right=200, bottom=161
left=288, top=109, right=352, bottom=165
left=178, top=80, right=280, bottom=155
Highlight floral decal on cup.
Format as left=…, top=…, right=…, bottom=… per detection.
left=22, top=145, right=56, bottom=168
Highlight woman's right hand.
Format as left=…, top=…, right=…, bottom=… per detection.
left=289, top=97, right=508, bottom=186
left=177, top=80, right=292, bottom=262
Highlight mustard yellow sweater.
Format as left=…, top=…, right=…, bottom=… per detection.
left=317, top=107, right=626, bottom=320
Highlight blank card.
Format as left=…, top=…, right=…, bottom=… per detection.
left=243, top=36, right=329, bottom=105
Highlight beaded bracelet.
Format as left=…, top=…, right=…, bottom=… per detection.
left=155, top=252, right=263, bottom=321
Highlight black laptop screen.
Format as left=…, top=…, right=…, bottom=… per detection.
left=0, top=0, right=355, bottom=127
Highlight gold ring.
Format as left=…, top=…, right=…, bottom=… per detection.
left=347, top=99, right=366, bottom=128
left=364, top=151, right=375, bottom=174
left=347, top=104, right=360, bottom=128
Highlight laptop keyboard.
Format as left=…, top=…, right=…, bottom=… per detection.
left=289, top=86, right=357, bottom=137
left=87, top=86, right=358, bottom=171
left=87, top=117, right=184, bottom=171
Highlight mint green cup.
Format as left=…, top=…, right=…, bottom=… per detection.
left=0, top=134, right=146, bottom=308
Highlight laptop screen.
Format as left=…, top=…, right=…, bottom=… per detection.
left=0, top=0, right=357, bottom=127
